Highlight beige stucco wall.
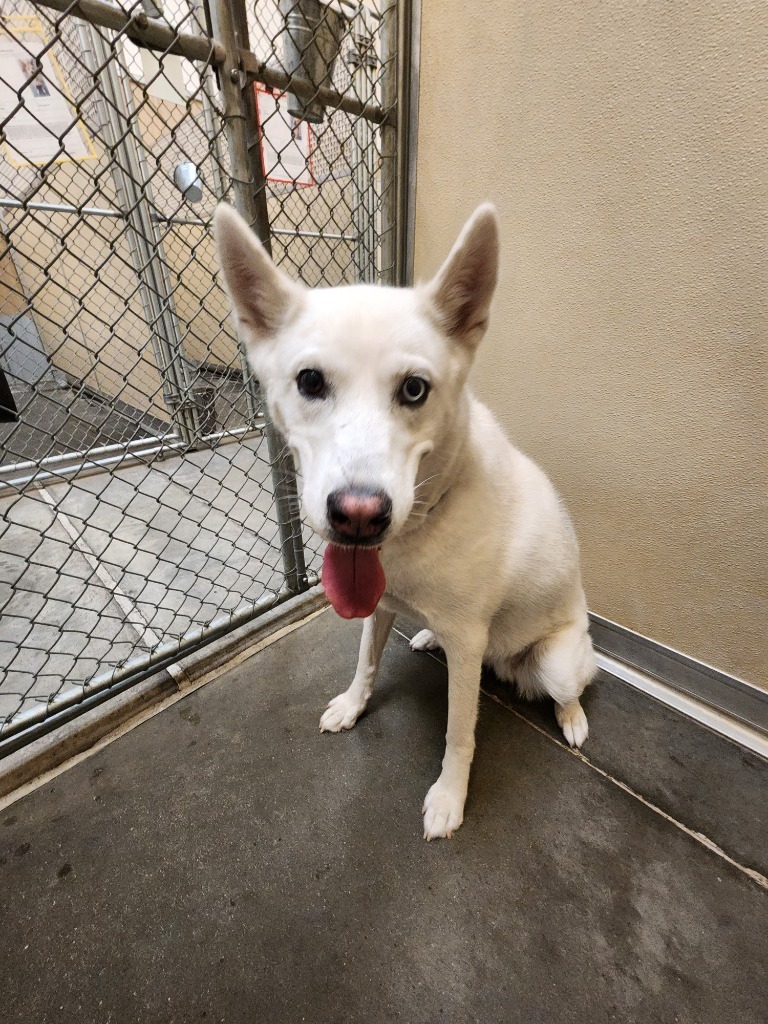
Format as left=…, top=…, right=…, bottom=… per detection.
left=414, top=0, right=768, bottom=687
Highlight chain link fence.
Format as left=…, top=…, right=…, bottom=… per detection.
left=0, top=0, right=403, bottom=753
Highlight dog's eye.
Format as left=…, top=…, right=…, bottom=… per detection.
left=398, top=375, right=430, bottom=406
left=296, top=368, right=326, bottom=399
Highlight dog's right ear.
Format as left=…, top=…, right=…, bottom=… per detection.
left=213, top=203, right=303, bottom=342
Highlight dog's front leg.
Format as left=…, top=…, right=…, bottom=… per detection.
left=320, top=606, right=396, bottom=733
left=422, top=628, right=487, bottom=840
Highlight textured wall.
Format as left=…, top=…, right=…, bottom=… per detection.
left=414, top=0, right=768, bottom=686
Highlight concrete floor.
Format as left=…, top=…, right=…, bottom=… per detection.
left=1, top=609, right=766, bottom=1023
left=0, top=372, right=246, bottom=471
left=0, top=383, right=159, bottom=469
left=0, top=438, right=322, bottom=727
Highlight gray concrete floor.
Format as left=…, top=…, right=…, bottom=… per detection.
left=0, top=438, right=322, bottom=727
left=0, top=372, right=245, bottom=471
left=1, top=610, right=766, bottom=1022
left=0, top=383, right=160, bottom=469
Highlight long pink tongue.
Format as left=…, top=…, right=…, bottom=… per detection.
left=322, top=544, right=385, bottom=619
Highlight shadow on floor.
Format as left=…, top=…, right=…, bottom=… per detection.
left=1, top=610, right=766, bottom=1023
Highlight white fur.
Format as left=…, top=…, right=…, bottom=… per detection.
left=214, top=203, right=596, bottom=841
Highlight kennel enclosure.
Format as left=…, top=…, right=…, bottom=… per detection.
left=0, top=0, right=417, bottom=754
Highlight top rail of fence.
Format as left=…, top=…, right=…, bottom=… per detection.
left=32, top=0, right=393, bottom=125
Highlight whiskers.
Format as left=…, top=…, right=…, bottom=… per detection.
left=410, top=474, right=440, bottom=513
left=414, top=473, right=439, bottom=494
left=407, top=496, right=433, bottom=524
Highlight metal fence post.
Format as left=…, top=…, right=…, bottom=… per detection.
left=380, top=0, right=416, bottom=288
left=379, top=1, right=399, bottom=287
left=76, top=20, right=203, bottom=447
left=186, top=0, right=262, bottom=432
left=347, top=14, right=378, bottom=284
left=208, top=0, right=308, bottom=595
left=400, top=0, right=420, bottom=287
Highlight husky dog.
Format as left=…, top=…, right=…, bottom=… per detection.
left=214, top=203, right=596, bottom=840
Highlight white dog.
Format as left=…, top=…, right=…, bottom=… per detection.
left=214, top=203, right=596, bottom=840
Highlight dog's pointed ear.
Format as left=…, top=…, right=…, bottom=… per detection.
left=213, top=203, right=303, bottom=342
left=423, top=204, right=499, bottom=348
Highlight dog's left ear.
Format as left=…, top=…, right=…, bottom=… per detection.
left=423, top=204, right=500, bottom=349
left=213, top=203, right=303, bottom=343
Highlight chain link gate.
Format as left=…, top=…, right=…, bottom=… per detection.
left=0, top=0, right=411, bottom=755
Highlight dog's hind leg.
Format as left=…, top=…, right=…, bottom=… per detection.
left=320, top=606, right=395, bottom=732
left=515, top=622, right=596, bottom=748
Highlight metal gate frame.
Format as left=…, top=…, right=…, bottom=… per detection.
left=0, top=0, right=420, bottom=757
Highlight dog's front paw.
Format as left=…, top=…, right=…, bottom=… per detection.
left=410, top=629, right=441, bottom=652
left=320, top=690, right=366, bottom=733
left=555, top=699, right=589, bottom=748
left=422, top=778, right=466, bottom=840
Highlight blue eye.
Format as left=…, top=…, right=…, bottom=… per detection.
left=398, top=375, right=430, bottom=406
left=297, top=368, right=326, bottom=398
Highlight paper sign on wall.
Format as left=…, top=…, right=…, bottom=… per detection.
left=139, top=49, right=189, bottom=105
left=256, top=86, right=315, bottom=187
left=0, top=20, right=96, bottom=167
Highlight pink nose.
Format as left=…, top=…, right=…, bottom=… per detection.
left=327, top=489, right=392, bottom=540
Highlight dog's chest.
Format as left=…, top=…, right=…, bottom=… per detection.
left=379, top=540, right=457, bottom=621
left=380, top=548, right=426, bottom=605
